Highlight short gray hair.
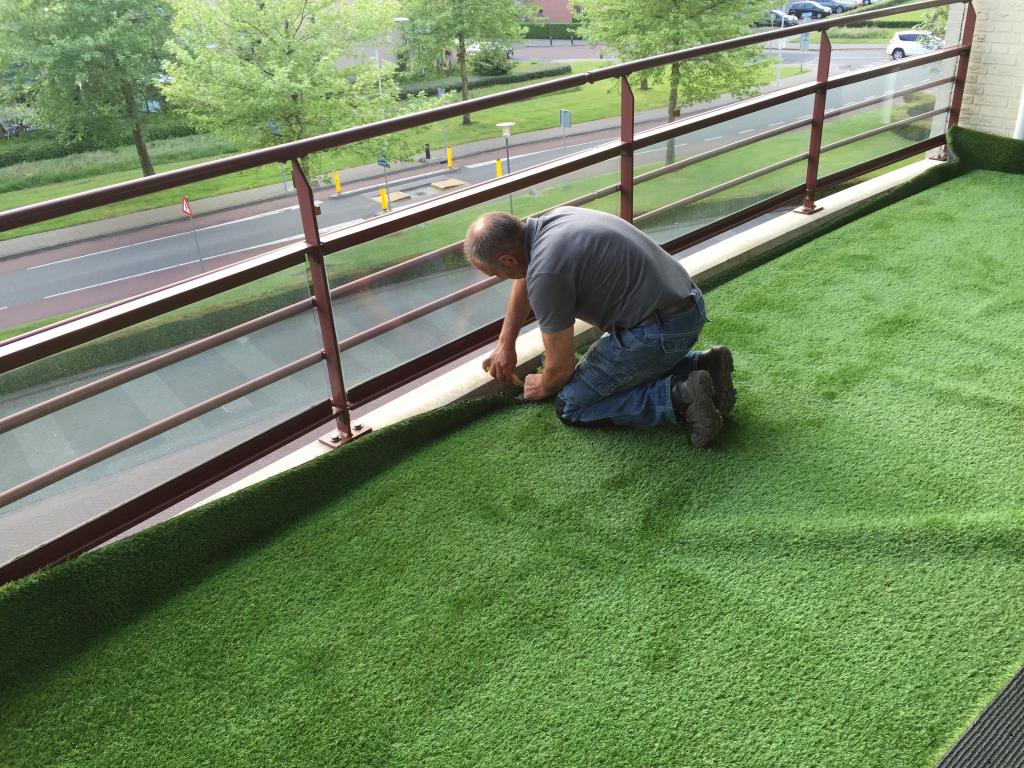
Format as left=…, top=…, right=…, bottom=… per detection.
left=464, top=212, right=525, bottom=268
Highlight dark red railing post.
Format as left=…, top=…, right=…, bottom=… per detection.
left=620, top=76, right=635, bottom=222
left=798, top=29, right=832, bottom=214
left=938, top=0, right=976, bottom=160
left=291, top=159, right=362, bottom=444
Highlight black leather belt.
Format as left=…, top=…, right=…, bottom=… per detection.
left=637, top=295, right=696, bottom=327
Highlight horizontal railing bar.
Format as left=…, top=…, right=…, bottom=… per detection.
left=824, top=45, right=967, bottom=91
left=660, top=184, right=807, bottom=254
left=0, top=400, right=336, bottom=586
left=319, top=144, right=622, bottom=257
left=821, top=107, right=949, bottom=154
left=0, top=298, right=315, bottom=435
left=635, top=118, right=813, bottom=186
left=634, top=152, right=808, bottom=224
left=346, top=318, right=507, bottom=410
left=632, top=81, right=820, bottom=152
left=0, top=241, right=312, bottom=375
left=824, top=76, right=956, bottom=122
left=338, top=277, right=501, bottom=353
left=816, top=134, right=946, bottom=190
left=328, top=182, right=619, bottom=302
left=0, top=0, right=964, bottom=233
left=0, top=351, right=324, bottom=510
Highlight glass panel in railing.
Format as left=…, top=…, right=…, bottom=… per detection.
left=613, top=40, right=816, bottom=137
left=326, top=161, right=620, bottom=390
left=0, top=282, right=328, bottom=567
left=632, top=97, right=814, bottom=210
left=0, top=256, right=313, bottom=415
left=825, top=57, right=957, bottom=117
left=0, top=160, right=306, bottom=337
left=633, top=154, right=808, bottom=248
left=818, top=115, right=946, bottom=182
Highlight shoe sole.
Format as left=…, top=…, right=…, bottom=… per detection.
left=707, top=346, right=736, bottom=419
left=685, top=371, right=723, bottom=448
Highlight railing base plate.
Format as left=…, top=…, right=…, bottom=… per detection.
left=319, top=423, right=371, bottom=448
left=794, top=204, right=823, bottom=215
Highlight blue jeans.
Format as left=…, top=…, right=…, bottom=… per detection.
left=555, top=288, right=707, bottom=428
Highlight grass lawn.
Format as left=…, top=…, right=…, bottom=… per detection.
left=3, top=168, right=1023, bottom=767
left=0, top=61, right=799, bottom=242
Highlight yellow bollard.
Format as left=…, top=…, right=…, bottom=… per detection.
left=332, top=171, right=341, bottom=194
left=446, top=147, right=453, bottom=169
left=379, top=187, right=389, bottom=211
left=496, top=159, right=502, bottom=177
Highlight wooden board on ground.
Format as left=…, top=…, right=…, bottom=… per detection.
left=367, top=189, right=410, bottom=203
left=431, top=178, right=466, bottom=191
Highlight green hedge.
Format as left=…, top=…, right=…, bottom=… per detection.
left=400, top=64, right=572, bottom=98
left=0, top=113, right=198, bottom=169
left=525, top=22, right=580, bottom=40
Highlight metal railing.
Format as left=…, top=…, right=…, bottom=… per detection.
left=0, top=0, right=975, bottom=584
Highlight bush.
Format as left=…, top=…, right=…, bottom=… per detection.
left=0, top=111, right=199, bottom=169
left=469, top=44, right=516, bottom=76
left=399, top=64, right=572, bottom=98
left=891, top=92, right=935, bottom=142
left=526, top=22, right=580, bottom=39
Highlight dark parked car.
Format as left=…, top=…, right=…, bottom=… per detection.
left=787, top=1, right=831, bottom=19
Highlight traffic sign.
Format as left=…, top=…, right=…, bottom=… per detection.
left=267, top=118, right=281, bottom=135
left=377, top=156, right=391, bottom=168
left=559, top=109, right=571, bottom=129
left=181, top=196, right=193, bottom=217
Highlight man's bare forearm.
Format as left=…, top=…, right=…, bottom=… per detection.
left=497, top=278, right=531, bottom=349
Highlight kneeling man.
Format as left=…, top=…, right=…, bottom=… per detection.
left=464, top=207, right=735, bottom=447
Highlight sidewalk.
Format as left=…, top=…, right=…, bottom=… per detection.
left=0, top=68, right=819, bottom=261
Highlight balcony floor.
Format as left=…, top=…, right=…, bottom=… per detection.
left=3, top=169, right=1024, bottom=767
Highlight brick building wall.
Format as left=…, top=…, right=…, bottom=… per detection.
left=534, top=0, right=574, bottom=23
left=946, top=0, right=1024, bottom=137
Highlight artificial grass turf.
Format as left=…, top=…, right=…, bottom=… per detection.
left=3, top=169, right=1024, bottom=766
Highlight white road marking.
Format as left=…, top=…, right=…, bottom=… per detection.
left=28, top=205, right=301, bottom=271
left=703, top=136, right=722, bottom=142
left=769, top=121, right=785, bottom=127
left=738, top=128, right=756, bottom=134
left=44, top=262, right=200, bottom=299
left=0, top=306, right=7, bottom=311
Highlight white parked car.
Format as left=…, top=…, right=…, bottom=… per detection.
left=886, top=31, right=943, bottom=60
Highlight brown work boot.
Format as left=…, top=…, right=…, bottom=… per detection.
left=670, top=370, right=723, bottom=448
left=697, top=346, right=736, bottom=419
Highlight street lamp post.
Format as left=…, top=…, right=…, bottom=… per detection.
left=496, top=121, right=515, bottom=213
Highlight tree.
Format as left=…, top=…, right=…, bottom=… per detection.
left=576, top=0, right=766, bottom=164
left=162, top=0, right=426, bottom=166
left=0, top=0, right=172, bottom=176
left=401, top=0, right=534, bottom=125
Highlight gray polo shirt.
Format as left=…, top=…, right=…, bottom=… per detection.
left=524, top=207, right=694, bottom=333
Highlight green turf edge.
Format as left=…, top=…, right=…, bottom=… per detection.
left=697, top=126, right=1024, bottom=293
left=0, top=395, right=512, bottom=692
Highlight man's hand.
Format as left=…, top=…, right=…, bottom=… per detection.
left=487, top=342, right=518, bottom=383
left=523, top=373, right=546, bottom=401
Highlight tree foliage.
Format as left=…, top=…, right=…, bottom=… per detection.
left=162, top=0, right=432, bottom=168
left=400, top=0, right=534, bottom=124
left=0, top=0, right=172, bottom=175
left=576, top=0, right=767, bottom=162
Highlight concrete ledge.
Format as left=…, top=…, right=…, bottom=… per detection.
left=189, top=157, right=944, bottom=508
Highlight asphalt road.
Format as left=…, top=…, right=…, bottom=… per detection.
left=0, top=46, right=941, bottom=331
